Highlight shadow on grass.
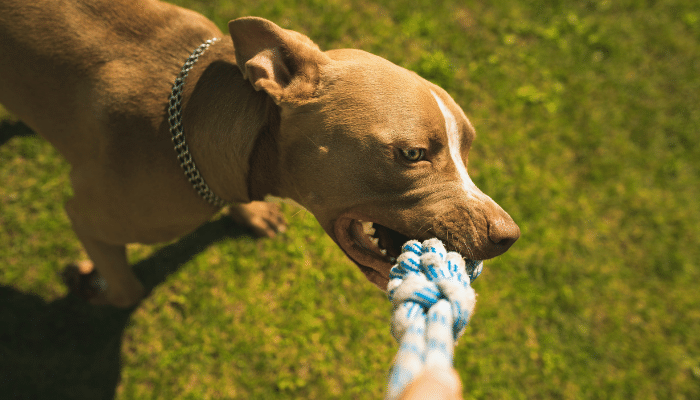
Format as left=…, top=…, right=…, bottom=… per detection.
left=0, top=217, right=251, bottom=399
left=0, top=119, right=36, bottom=147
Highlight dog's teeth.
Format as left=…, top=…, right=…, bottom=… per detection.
left=361, top=221, right=375, bottom=236
left=369, top=236, right=380, bottom=247
left=379, top=248, right=387, bottom=256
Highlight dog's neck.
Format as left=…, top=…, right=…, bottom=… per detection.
left=177, top=38, right=281, bottom=205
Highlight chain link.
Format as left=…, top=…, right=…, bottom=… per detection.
left=168, top=38, right=228, bottom=208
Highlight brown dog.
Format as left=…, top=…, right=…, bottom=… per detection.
left=0, top=0, right=519, bottom=307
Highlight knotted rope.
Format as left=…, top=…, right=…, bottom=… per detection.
left=386, top=238, right=483, bottom=400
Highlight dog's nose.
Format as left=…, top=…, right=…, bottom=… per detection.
left=487, top=217, right=520, bottom=250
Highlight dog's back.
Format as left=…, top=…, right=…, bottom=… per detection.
left=0, top=0, right=220, bottom=161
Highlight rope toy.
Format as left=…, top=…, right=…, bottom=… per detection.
left=386, top=238, right=483, bottom=400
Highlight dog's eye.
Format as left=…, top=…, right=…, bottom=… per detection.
left=400, top=148, right=426, bottom=162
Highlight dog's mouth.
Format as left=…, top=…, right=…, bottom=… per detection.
left=334, top=215, right=411, bottom=288
left=334, top=213, right=490, bottom=289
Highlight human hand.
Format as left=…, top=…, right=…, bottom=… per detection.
left=397, top=366, right=463, bottom=400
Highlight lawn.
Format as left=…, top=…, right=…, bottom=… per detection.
left=1, top=0, right=699, bottom=399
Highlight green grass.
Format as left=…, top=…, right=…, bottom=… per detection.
left=1, top=0, right=699, bottom=398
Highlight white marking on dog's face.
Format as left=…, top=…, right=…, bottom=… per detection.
left=430, top=90, right=478, bottom=197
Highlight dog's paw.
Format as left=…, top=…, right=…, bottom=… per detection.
left=226, top=201, right=287, bottom=238
left=61, top=261, right=106, bottom=302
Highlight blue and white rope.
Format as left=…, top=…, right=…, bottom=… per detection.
left=386, top=238, right=483, bottom=400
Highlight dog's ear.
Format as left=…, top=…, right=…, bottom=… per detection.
left=229, top=17, right=330, bottom=105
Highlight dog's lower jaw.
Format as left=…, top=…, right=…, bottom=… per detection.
left=353, top=260, right=391, bottom=290
left=333, top=215, right=394, bottom=290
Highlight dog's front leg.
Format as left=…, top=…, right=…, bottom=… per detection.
left=225, top=201, right=287, bottom=238
left=64, top=200, right=145, bottom=308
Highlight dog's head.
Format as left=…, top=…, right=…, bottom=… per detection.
left=230, top=17, right=519, bottom=289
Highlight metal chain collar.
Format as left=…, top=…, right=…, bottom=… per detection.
left=168, top=38, right=229, bottom=208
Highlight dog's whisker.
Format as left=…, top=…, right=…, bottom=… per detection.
left=291, top=207, right=306, bottom=219
left=413, top=220, right=432, bottom=239
left=304, top=134, right=320, bottom=148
